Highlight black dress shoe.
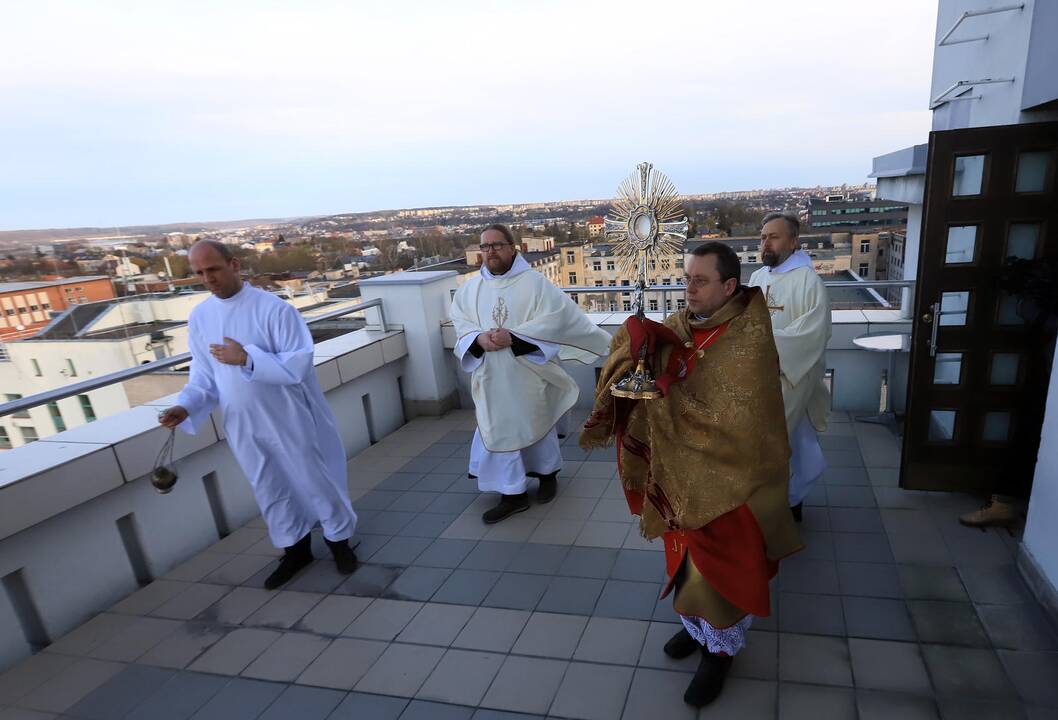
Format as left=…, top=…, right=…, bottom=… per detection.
left=663, top=627, right=700, bottom=659
left=482, top=493, right=530, bottom=524
left=536, top=472, right=558, bottom=504
left=684, top=649, right=733, bottom=707
left=264, top=534, right=313, bottom=590
left=325, top=538, right=360, bottom=575
left=791, top=502, right=803, bottom=523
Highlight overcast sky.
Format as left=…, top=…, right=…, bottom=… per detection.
left=0, top=0, right=938, bottom=230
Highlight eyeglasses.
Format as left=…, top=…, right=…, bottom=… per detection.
left=683, top=276, right=713, bottom=289
left=478, top=242, right=512, bottom=252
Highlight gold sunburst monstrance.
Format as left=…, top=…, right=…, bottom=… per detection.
left=605, top=162, right=689, bottom=399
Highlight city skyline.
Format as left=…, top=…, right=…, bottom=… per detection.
left=1, top=0, right=937, bottom=230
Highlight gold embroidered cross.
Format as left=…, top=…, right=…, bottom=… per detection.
left=766, top=288, right=784, bottom=314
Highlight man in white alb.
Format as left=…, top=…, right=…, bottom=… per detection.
left=451, top=224, right=612, bottom=524
left=159, top=240, right=359, bottom=588
left=749, top=213, right=832, bottom=521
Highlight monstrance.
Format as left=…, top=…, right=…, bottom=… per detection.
left=604, top=162, right=688, bottom=399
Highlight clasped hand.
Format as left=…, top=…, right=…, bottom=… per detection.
left=477, top=328, right=513, bottom=352
left=209, top=337, right=248, bottom=366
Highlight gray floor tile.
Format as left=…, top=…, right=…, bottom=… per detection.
left=355, top=643, right=445, bottom=697
left=284, top=560, right=350, bottom=594
left=480, top=655, right=567, bottom=715
left=482, top=573, right=550, bottom=610
left=824, top=466, right=869, bottom=485
left=360, top=511, right=418, bottom=535
left=936, top=697, right=1028, bottom=720
left=921, top=645, right=1018, bottom=699
left=856, top=690, right=940, bottom=720
left=908, top=600, right=990, bottom=647
left=512, top=613, right=589, bottom=659
left=384, top=566, right=451, bottom=602
left=460, top=542, right=522, bottom=572
left=836, top=561, right=902, bottom=598
left=777, top=558, right=840, bottom=595
left=432, top=569, right=501, bottom=605
left=0, top=652, right=75, bottom=705
left=700, top=677, right=778, bottom=719
left=729, top=630, right=778, bottom=681
left=471, top=711, right=546, bottom=720
left=997, top=650, right=1058, bottom=707
left=621, top=668, right=696, bottom=720
left=797, top=530, right=835, bottom=561
left=898, top=565, right=968, bottom=601
left=507, top=544, right=569, bottom=575
left=978, top=604, right=1058, bottom=650
left=258, top=684, right=344, bottom=720
left=412, top=472, right=459, bottom=493
left=416, top=649, right=504, bottom=706
left=244, top=591, right=323, bottom=630
left=211, top=527, right=269, bottom=554
left=188, top=627, right=281, bottom=675
left=403, top=513, right=458, bottom=539
left=594, top=580, right=659, bottom=620
left=800, top=506, right=831, bottom=531
left=832, top=532, right=894, bottom=563
left=848, top=638, right=932, bottom=694
left=959, top=565, right=1037, bottom=605
left=573, top=616, right=649, bottom=665
left=546, top=497, right=600, bottom=522
left=15, top=658, right=124, bottom=714
left=537, top=577, right=605, bottom=615
left=188, top=677, right=285, bottom=720
left=357, top=490, right=404, bottom=510
left=635, top=622, right=693, bottom=672
left=111, top=581, right=191, bottom=616
left=152, top=584, right=232, bottom=621
left=824, top=449, right=864, bottom=468
left=135, top=622, right=229, bottom=669
left=241, top=631, right=331, bottom=682
left=550, top=661, right=633, bottom=720
left=398, top=457, right=445, bottom=474
left=124, top=671, right=229, bottom=720
left=389, top=492, right=441, bottom=513
left=45, top=614, right=132, bottom=657
left=204, top=554, right=275, bottom=586
left=198, top=587, right=273, bottom=625
left=778, top=683, right=856, bottom=719
left=343, top=599, right=423, bottom=641
left=610, top=549, right=663, bottom=583
left=65, top=665, right=174, bottom=720
left=415, top=539, right=478, bottom=569
left=828, top=508, right=884, bottom=533
left=352, top=534, right=392, bottom=563
left=327, top=692, right=407, bottom=720
left=295, top=637, right=388, bottom=690
left=575, top=521, right=630, bottom=548
left=779, top=633, right=852, bottom=686
left=843, top=597, right=916, bottom=641
left=778, top=593, right=846, bottom=636
left=164, top=552, right=233, bottom=583
left=86, top=616, right=183, bottom=663
left=827, top=485, right=876, bottom=508
left=425, top=493, right=478, bottom=515
left=528, top=519, right=585, bottom=546
left=397, top=603, right=475, bottom=646
left=557, top=547, right=618, bottom=579
left=453, top=607, right=530, bottom=652
left=401, top=699, right=475, bottom=719
left=371, top=536, right=433, bottom=566
left=334, top=564, right=402, bottom=597
left=295, top=594, right=372, bottom=635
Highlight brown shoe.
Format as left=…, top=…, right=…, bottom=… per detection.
left=959, top=495, right=1019, bottom=528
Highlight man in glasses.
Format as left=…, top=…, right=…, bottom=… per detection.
left=451, top=224, right=611, bottom=523
left=749, top=212, right=832, bottom=522
left=582, top=242, right=801, bottom=708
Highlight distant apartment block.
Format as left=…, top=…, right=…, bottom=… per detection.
left=0, top=276, right=115, bottom=340
left=807, top=196, right=908, bottom=232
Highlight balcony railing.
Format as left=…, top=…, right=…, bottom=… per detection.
left=0, top=298, right=388, bottom=420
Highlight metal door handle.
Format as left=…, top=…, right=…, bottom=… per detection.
left=927, top=301, right=940, bottom=357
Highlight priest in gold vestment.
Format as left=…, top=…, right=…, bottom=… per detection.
left=582, top=242, right=802, bottom=708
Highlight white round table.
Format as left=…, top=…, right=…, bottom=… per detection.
left=853, top=332, right=911, bottom=425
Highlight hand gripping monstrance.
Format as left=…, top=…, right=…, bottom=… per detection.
left=605, top=162, right=689, bottom=399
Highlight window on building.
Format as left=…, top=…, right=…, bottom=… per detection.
left=30, top=359, right=41, bottom=377
left=609, top=302, right=618, bottom=311
left=66, top=359, right=77, bottom=377
left=608, top=280, right=617, bottom=287
left=858, top=263, right=870, bottom=276
left=594, top=281, right=603, bottom=287
left=621, top=280, right=630, bottom=286
left=75, top=286, right=83, bottom=292
left=570, top=293, right=578, bottom=304
left=592, top=261, right=601, bottom=271
left=0, top=427, right=9, bottom=449
left=748, top=255, right=758, bottom=263
left=6, top=393, right=28, bottom=419
left=622, top=301, right=632, bottom=311
left=860, top=240, right=871, bottom=253
left=28, top=304, right=38, bottom=312
left=567, top=272, right=577, bottom=285
left=676, top=259, right=684, bottom=269
left=606, top=261, right=615, bottom=271
left=666, top=300, right=673, bottom=311
left=565, top=252, right=575, bottom=264
left=41, top=302, right=50, bottom=310
left=79, top=394, right=96, bottom=422
left=47, top=402, right=65, bottom=432
left=65, top=287, right=73, bottom=293
left=19, top=426, right=38, bottom=443
left=4, top=309, right=13, bottom=316
left=677, top=299, right=686, bottom=309
left=648, top=300, right=658, bottom=311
